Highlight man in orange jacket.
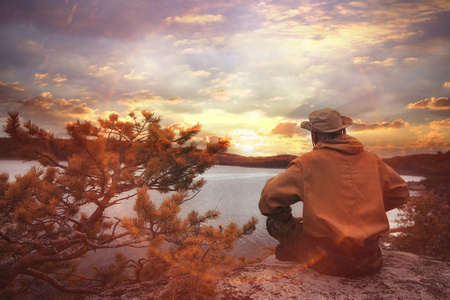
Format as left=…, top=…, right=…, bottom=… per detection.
left=259, top=108, right=409, bottom=277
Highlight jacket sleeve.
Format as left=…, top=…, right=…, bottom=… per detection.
left=378, top=159, right=410, bottom=211
left=258, top=160, right=303, bottom=221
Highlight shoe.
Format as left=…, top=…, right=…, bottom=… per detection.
left=275, top=244, right=298, bottom=262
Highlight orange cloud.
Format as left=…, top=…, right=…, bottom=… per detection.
left=88, top=65, right=117, bottom=76
left=271, top=120, right=303, bottom=137
left=350, top=119, right=406, bottom=132
left=405, top=131, right=450, bottom=152
left=0, top=80, right=25, bottom=92
left=34, top=73, right=49, bottom=80
left=53, top=74, right=67, bottom=83
left=407, top=97, right=450, bottom=110
left=21, top=96, right=94, bottom=117
left=430, top=118, right=450, bottom=129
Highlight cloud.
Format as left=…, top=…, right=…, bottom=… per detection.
left=405, top=131, right=450, bottom=152
left=256, top=2, right=302, bottom=22
left=350, top=120, right=406, bottom=132
left=3, top=95, right=97, bottom=134
left=119, top=96, right=163, bottom=111
left=404, top=57, right=418, bottom=63
left=0, top=80, right=25, bottom=92
left=124, top=71, right=145, bottom=81
left=247, top=110, right=267, bottom=119
left=268, top=96, right=286, bottom=101
left=123, top=90, right=153, bottom=97
left=34, top=73, right=68, bottom=84
left=88, top=66, right=117, bottom=76
left=40, top=92, right=53, bottom=98
left=199, top=72, right=252, bottom=101
left=430, top=118, right=450, bottom=129
left=189, top=70, right=211, bottom=77
left=407, top=97, right=450, bottom=110
left=353, top=57, right=397, bottom=66
left=286, top=102, right=316, bottom=119
left=227, top=126, right=312, bottom=156
left=166, top=14, right=225, bottom=25
left=0, top=0, right=449, bottom=157
left=22, top=96, right=94, bottom=116
left=53, top=74, right=67, bottom=83
left=119, top=89, right=196, bottom=113
left=0, top=0, right=174, bottom=40
left=181, top=47, right=204, bottom=55
left=271, top=120, right=303, bottom=137
left=34, top=73, right=49, bottom=80
left=121, top=89, right=167, bottom=102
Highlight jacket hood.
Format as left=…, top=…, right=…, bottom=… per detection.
left=313, top=134, right=364, bottom=155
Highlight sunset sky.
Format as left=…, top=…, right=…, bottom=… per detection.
left=0, top=0, right=449, bottom=158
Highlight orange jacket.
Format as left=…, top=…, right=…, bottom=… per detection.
left=259, top=134, right=409, bottom=247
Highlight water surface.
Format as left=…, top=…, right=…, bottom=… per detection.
left=0, top=160, right=424, bottom=259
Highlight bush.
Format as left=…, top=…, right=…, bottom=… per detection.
left=393, top=192, right=450, bottom=260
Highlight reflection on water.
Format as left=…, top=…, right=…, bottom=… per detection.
left=0, top=160, right=425, bottom=260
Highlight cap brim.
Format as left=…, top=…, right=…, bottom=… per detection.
left=341, top=116, right=353, bottom=128
left=300, top=121, right=312, bottom=131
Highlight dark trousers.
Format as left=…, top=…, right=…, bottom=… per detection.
left=266, top=217, right=383, bottom=277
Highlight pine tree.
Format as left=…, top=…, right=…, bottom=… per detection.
left=0, top=111, right=257, bottom=298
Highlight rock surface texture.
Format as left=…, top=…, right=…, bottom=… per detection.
left=216, top=251, right=449, bottom=300
left=86, top=250, right=449, bottom=299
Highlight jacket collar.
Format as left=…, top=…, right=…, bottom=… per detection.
left=313, top=134, right=364, bottom=155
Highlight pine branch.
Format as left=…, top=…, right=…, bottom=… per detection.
left=74, top=231, right=138, bottom=249
left=23, top=268, right=101, bottom=295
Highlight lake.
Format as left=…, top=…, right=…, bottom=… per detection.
left=0, top=160, right=423, bottom=259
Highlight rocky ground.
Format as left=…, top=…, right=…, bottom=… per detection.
left=86, top=250, right=449, bottom=300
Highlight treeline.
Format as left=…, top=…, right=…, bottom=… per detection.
left=0, top=137, right=297, bottom=168
left=217, top=150, right=450, bottom=178
left=2, top=137, right=448, bottom=176
left=383, top=151, right=450, bottom=177
left=384, top=151, right=450, bottom=200
left=216, top=153, right=297, bottom=169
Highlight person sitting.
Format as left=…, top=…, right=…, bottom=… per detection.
left=259, top=108, right=409, bottom=277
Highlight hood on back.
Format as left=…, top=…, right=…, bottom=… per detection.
left=313, top=134, right=364, bottom=155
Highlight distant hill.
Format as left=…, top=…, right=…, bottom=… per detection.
left=216, top=153, right=296, bottom=169
left=384, top=151, right=450, bottom=199
left=383, top=151, right=450, bottom=177
left=1, top=137, right=448, bottom=176
left=217, top=150, right=450, bottom=177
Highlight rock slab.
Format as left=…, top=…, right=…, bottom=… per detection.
left=216, top=250, right=449, bottom=299
left=86, top=250, right=449, bottom=299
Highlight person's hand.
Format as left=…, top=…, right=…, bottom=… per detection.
left=284, top=216, right=303, bottom=231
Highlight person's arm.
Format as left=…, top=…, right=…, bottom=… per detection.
left=258, top=160, right=303, bottom=222
left=379, top=160, right=410, bottom=211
